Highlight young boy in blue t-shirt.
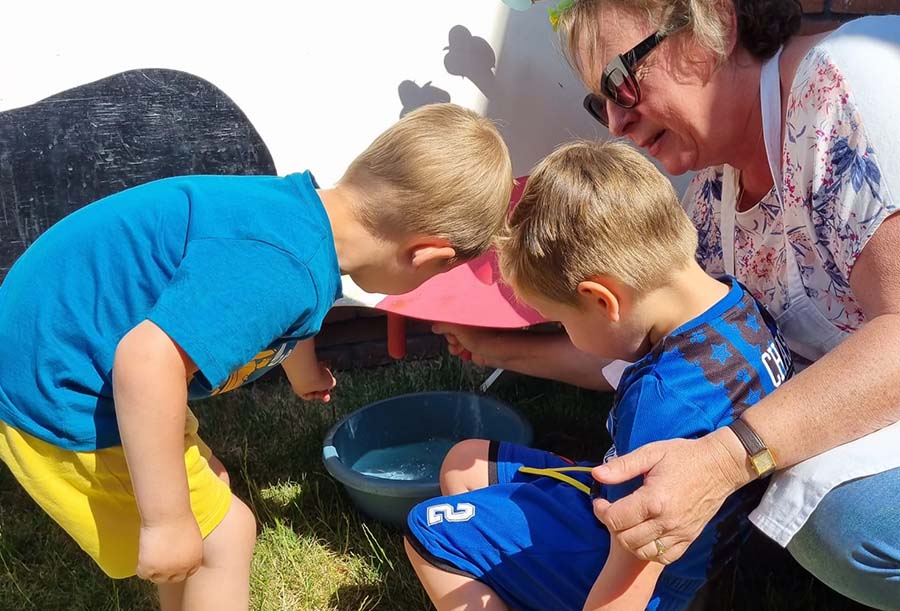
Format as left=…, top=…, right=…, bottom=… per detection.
left=0, top=103, right=512, bottom=610
left=405, top=140, right=793, bottom=611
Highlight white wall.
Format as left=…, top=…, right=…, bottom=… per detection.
left=1, top=0, right=691, bottom=192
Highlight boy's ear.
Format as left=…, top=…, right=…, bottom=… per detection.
left=577, top=279, right=620, bottom=322
left=409, top=239, right=457, bottom=270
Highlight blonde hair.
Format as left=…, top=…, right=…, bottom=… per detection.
left=499, top=140, right=698, bottom=305
left=556, top=0, right=802, bottom=87
left=340, top=103, right=513, bottom=261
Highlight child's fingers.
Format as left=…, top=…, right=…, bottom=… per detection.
left=302, top=390, right=332, bottom=402
left=145, top=569, right=187, bottom=584
left=167, top=571, right=189, bottom=583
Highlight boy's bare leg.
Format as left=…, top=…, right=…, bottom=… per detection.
left=158, top=581, right=185, bottom=611
left=159, top=494, right=257, bottom=611
left=405, top=538, right=508, bottom=611
left=207, top=454, right=230, bottom=487
left=158, top=453, right=236, bottom=611
left=440, top=439, right=492, bottom=495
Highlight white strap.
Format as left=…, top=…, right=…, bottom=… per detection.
left=760, top=47, right=785, bottom=205
left=720, top=48, right=784, bottom=276
left=721, top=167, right=739, bottom=275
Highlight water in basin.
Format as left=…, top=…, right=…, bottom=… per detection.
left=351, top=438, right=456, bottom=481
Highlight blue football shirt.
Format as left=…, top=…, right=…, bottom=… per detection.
left=601, top=276, right=793, bottom=592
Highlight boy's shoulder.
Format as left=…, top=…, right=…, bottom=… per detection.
left=179, top=170, right=336, bottom=260
left=606, top=280, right=792, bottom=583
left=619, top=278, right=792, bottom=423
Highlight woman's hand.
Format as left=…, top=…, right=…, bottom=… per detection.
left=432, top=323, right=504, bottom=367
left=432, top=323, right=615, bottom=391
left=591, top=429, right=754, bottom=563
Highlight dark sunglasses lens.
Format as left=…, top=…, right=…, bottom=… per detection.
left=583, top=94, right=609, bottom=126
left=604, top=69, right=639, bottom=108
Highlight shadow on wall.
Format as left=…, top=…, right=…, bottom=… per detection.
left=444, top=25, right=498, bottom=99
left=435, top=7, right=695, bottom=193
left=394, top=23, right=495, bottom=120
left=398, top=80, right=452, bottom=118
left=445, top=9, right=607, bottom=176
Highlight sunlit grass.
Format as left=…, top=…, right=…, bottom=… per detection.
left=0, top=356, right=867, bottom=610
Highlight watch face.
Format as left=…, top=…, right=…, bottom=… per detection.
left=750, top=450, right=777, bottom=475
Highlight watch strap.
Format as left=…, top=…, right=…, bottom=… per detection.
left=727, top=417, right=776, bottom=477
left=727, top=418, right=767, bottom=456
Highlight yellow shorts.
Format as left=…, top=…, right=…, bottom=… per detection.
left=0, top=411, right=232, bottom=579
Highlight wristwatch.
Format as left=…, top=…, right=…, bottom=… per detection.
left=727, top=418, right=777, bottom=477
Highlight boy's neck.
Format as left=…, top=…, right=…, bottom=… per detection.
left=316, top=185, right=374, bottom=276
left=643, top=263, right=731, bottom=348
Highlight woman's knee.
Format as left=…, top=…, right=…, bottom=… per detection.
left=440, top=439, right=491, bottom=495
left=788, top=468, right=900, bottom=610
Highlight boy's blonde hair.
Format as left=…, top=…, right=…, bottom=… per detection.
left=499, top=140, right=698, bottom=306
left=340, top=103, right=513, bottom=261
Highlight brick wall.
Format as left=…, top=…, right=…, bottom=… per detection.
left=801, top=0, right=900, bottom=32
left=317, top=307, right=441, bottom=370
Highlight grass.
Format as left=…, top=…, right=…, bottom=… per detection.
left=0, top=356, right=872, bottom=610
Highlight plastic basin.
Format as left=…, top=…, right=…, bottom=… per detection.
left=322, top=391, right=533, bottom=528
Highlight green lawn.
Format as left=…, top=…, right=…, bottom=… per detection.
left=0, top=356, right=871, bottom=610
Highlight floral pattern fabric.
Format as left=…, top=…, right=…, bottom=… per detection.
left=684, top=45, right=897, bottom=333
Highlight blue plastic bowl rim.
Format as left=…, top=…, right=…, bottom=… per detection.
left=322, top=391, right=533, bottom=497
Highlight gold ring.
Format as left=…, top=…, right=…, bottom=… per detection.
left=653, top=538, right=667, bottom=557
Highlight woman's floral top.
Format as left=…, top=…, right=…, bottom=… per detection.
left=684, top=39, right=897, bottom=333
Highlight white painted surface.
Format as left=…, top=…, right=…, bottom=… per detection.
left=2, top=0, right=691, bottom=192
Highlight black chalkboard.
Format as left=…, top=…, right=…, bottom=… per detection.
left=0, top=68, right=276, bottom=282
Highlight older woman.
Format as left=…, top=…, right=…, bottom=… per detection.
left=438, top=1, right=900, bottom=608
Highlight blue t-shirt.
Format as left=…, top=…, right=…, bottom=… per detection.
left=599, top=277, right=793, bottom=592
left=0, top=171, right=341, bottom=451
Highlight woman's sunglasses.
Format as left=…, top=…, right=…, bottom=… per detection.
left=582, top=29, right=673, bottom=127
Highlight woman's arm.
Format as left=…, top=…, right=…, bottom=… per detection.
left=592, top=213, right=900, bottom=562
left=432, top=323, right=614, bottom=391
left=583, top=535, right=664, bottom=611
left=741, top=212, right=900, bottom=465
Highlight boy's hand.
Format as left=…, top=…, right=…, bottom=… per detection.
left=281, top=339, right=335, bottom=401
left=294, top=362, right=336, bottom=402
left=137, top=515, right=203, bottom=583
